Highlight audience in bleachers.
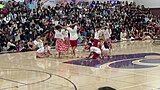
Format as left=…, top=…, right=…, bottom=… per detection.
left=0, top=0, right=160, bottom=52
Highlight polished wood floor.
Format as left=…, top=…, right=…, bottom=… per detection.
left=0, top=40, right=159, bottom=90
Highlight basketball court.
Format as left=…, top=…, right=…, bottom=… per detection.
left=0, top=41, right=160, bottom=90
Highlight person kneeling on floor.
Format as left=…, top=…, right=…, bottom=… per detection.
left=36, top=43, right=52, bottom=58
left=86, top=43, right=102, bottom=60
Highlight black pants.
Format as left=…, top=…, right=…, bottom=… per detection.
left=7, top=46, right=17, bottom=51
left=0, top=46, right=2, bottom=52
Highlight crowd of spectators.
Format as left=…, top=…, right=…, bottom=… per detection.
left=0, top=0, right=160, bottom=52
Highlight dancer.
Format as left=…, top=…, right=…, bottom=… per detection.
left=62, top=23, right=79, bottom=57
left=100, top=39, right=110, bottom=59
left=86, top=43, right=102, bottom=60
left=93, top=25, right=108, bottom=47
left=36, top=43, right=52, bottom=58
left=93, top=26, right=101, bottom=47
left=100, top=26, right=112, bottom=57
left=34, top=36, right=52, bottom=58
left=54, top=25, right=68, bottom=58
left=33, top=36, right=44, bottom=50
left=61, top=23, right=70, bottom=53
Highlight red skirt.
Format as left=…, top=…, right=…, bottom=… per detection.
left=92, top=52, right=100, bottom=59
left=56, top=39, right=68, bottom=53
left=70, top=40, right=77, bottom=47
left=93, top=39, right=99, bottom=47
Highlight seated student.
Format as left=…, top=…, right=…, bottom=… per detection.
left=120, top=30, right=127, bottom=41
left=86, top=43, right=102, bottom=60
left=142, top=32, right=153, bottom=40
left=7, top=39, right=17, bottom=51
left=27, top=38, right=34, bottom=51
left=36, top=43, right=52, bottom=58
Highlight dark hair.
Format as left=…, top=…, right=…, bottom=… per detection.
left=98, top=87, right=116, bottom=90
left=55, top=25, right=61, bottom=30
left=88, top=43, right=92, bottom=47
left=44, top=43, right=48, bottom=46
left=104, top=41, right=109, bottom=49
left=96, top=25, right=101, bottom=28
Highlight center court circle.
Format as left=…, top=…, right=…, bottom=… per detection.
left=0, top=68, right=77, bottom=90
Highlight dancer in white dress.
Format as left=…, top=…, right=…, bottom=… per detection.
left=54, top=25, right=68, bottom=58
left=61, top=23, right=79, bottom=56
left=34, top=36, right=52, bottom=58
left=86, top=43, right=102, bottom=60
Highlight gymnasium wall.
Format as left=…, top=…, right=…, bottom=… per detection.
left=76, top=0, right=134, bottom=3
left=134, top=0, right=160, bottom=8
left=118, top=0, right=133, bottom=3
left=133, top=0, right=160, bottom=16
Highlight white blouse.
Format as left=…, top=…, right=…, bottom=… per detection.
left=67, top=25, right=78, bottom=40
left=61, top=29, right=69, bottom=38
left=33, top=39, right=44, bottom=48
left=54, top=30, right=64, bottom=40
left=90, top=46, right=101, bottom=54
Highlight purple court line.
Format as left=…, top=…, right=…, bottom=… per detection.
left=64, top=53, right=160, bottom=68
